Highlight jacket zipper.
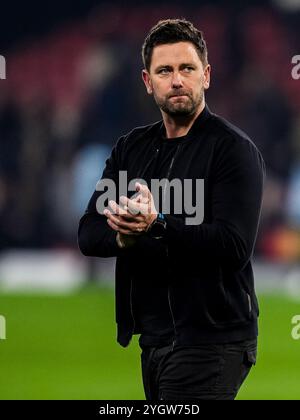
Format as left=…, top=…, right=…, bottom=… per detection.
left=162, top=145, right=181, bottom=202
left=130, top=276, right=136, bottom=336
left=129, top=146, right=161, bottom=336
left=129, top=143, right=181, bottom=345
left=137, top=146, right=160, bottom=179
left=164, top=144, right=182, bottom=350
left=167, top=246, right=177, bottom=351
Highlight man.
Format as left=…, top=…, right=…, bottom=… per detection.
left=78, top=19, right=265, bottom=400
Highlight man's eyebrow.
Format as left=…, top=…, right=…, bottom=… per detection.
left=154, top=63, right=197, bottom=72
left=154, top=65, right=172, bottom=72
left=179, top=63, right=196, bottom=68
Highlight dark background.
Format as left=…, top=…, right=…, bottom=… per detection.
left=0, top=0, right=300, bottom=401
left=1, top=0, right=300, bottom=263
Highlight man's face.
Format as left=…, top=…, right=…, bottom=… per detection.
left=142, top=41, right=210, bottom=117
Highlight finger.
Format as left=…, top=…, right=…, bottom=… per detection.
left=107, top=212, right=147, bottom=231
left=120, top=212, right=145, bottom=222
left=129, top=193, right=149, bottom=208
left=136, top=182, right=150, bottom=199
left=125, top=197, right=142, bottom=215
left=123, top=198, right=151, bottom=216
left=128, top=199, right=154, bottom=216
left=135, top=183, right=154, bottom=215
left=103, top=208, right=110, bottom=218
left=119, top=195, right=135, bottom=209
left=128, top=193, right=141, bottom=203
left=119, top=195, right=144, bottom=218
left=138, top=194, right=149, bottom=204
left=120, top=195, right=141, bottom=210
left=107, top=212, right=132, bottom=228
left=104, top=208, right=141, bottom=221
left=108, top=200, right=127, bottom=216
left=107, top=219, right=140, bottom=235
left=106, top=218, right=120, bottom=231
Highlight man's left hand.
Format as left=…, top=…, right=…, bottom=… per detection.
left=103, top=182, right=158, bottom=235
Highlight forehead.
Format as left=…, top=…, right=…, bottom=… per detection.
left=150, top=41, right=201, bottom=69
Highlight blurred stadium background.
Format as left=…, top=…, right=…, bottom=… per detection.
left=0, top=0, right=300, bottom=400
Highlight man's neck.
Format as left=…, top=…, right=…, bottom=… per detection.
left=162, top=101, right=206, bottom=139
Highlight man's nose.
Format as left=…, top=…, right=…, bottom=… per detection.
left=171, top=71, right=183, bottom=88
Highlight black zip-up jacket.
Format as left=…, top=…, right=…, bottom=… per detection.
left=78, top=105, right=266, bottom=348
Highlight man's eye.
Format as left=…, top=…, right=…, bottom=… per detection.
left=183, top=66, right=194, bottom=72
left=159, top=68, right=170, bottom=74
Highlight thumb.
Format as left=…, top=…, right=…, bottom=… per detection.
left=135, top=182, right=149, bottom=198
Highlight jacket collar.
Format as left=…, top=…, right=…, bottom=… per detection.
left=158, top=103, right=212, bottom=142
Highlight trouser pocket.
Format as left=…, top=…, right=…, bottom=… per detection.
left=243, top=348, right=257, bottom=367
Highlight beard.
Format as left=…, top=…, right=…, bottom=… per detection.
left=154, top=87, right=204, bottom=117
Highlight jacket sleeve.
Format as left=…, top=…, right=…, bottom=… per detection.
left=78, top=134, right=169, bottom=259
left=164, top=137, right=266, bottom=270
left=77, top=136, right=128, bottom=258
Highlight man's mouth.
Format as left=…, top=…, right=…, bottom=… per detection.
left=169, top=94, right=188, bottom=99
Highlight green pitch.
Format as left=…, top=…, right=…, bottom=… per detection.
left=0, top=287, right=299, bottom=400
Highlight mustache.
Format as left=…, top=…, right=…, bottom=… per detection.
left=167, top=91, right=191, bottom=99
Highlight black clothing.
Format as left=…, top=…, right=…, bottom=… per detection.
left=140, top=338, right=257, bottom=400
left=78, top=105, right=266, bottom=348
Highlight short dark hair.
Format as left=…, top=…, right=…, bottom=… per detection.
left=142, top=18, right=208, bottom=71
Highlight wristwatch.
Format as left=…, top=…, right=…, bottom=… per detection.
left=147, top=213, right=167, bottom=239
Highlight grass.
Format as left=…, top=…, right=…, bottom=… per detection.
left=0, top=287, right=300, bottom=400
left=237, top=294, right=300, bottom=400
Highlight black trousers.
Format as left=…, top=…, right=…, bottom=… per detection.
left=140, top=339, right=257, bottom=400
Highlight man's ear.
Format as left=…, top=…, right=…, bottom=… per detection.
left=142, top=69, right=153, bottom=95
left=203, top=64, right=211, bottom=90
